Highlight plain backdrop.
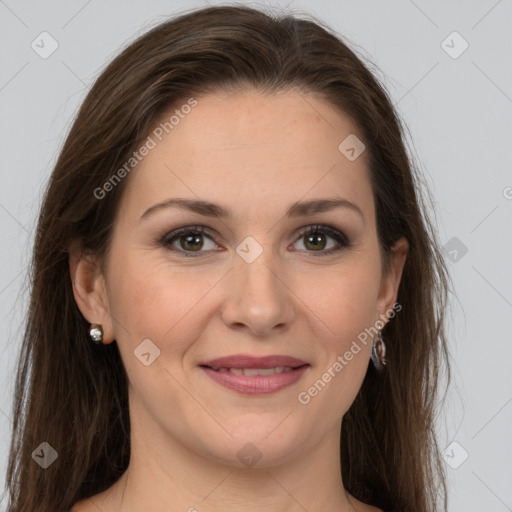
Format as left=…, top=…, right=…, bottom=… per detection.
left=1, top=0, right=511, bottom=510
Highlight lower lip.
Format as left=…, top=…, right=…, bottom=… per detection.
left=200, top=366, right=309, bottom=395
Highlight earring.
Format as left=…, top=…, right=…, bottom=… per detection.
left=89, top=323, right=104, bottom=345
left=371, top=330, right=387, bottom=371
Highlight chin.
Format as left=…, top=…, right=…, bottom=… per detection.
left=191, top=417, right=310, bottom=469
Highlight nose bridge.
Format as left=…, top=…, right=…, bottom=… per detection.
left=221, top=240, right=294, bottom=334
left=239, top=250, right=279, bottom=296
left=234, top=233, right=279, bottom=288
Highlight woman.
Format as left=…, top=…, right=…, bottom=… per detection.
left=5, top=5, right=451, bottom=512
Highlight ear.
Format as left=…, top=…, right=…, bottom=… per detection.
left=376, top=236, right=408, bottom=321
left=69, top=241, right=115, bottom=343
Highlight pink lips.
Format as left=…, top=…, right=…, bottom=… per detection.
left=199, top=354, right=310, bottom=395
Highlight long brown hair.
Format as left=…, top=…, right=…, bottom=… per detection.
left=5, top=5, right=451, bottom=511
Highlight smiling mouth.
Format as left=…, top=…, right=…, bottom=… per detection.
left=202, top=365, right=298, bottom=375
left=199, top=362, right=310, bottom=395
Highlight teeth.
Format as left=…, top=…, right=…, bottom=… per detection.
left=213, top=366, right=293, bottom=375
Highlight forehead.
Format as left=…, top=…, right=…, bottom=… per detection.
left=120, top=89, right=374, bottom=223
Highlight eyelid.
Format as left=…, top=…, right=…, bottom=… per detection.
left=295, top=224, right=349, bottom=244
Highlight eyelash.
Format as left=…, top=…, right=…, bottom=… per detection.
left=159, top=224, right=351, bottom=258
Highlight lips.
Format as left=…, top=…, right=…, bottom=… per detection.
left=199, top=354, right=310, bottom=395
left=213, top=366, right=294, bottom=376
left=199, top=354, right=308, bottom=370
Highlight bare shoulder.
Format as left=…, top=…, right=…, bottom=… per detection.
left=71, top=496, right=385, bottom=512
left=71, top=493, right=111, bottom=512
left=360, top=505, right=384, bottom=512
left=348, top=494, right=385, bottom=512
left=356, top=504, right=385, bottom=512
left=70, top=497, right=94, bottom=512
left=71, top=478, right=124, bottom=512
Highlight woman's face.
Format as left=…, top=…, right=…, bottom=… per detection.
left=75, top=88, right=407, bottom=467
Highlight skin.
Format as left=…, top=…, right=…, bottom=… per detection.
left=70, top=88, right=408, bottom=512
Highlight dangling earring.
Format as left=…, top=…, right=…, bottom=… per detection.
left=89, top=323, right=104, bottom=345
left=371, top=330, right=387, bottom=371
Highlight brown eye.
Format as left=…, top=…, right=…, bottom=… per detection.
left=161, top=226, right=219, bottom=256
left=304, top=232, right=327, bottom=251
left=180, top=233, right=204, bottom=251
left=293, top=225, right=350, bottom=256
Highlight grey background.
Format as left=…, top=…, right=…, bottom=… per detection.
left=1, top=0, right=511, bottom=510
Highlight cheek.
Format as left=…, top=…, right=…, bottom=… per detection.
left=294, top=258, right=380, bottom=345
left=292, top=259, right=380, bottom=413
left=107, top=250, right=221, bottom=358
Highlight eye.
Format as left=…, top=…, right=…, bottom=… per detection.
left=291, top=224, right=350, bottom=256
left=159, top=224, right=350, bottom=258
left=160, top=226, right=220, bottom=256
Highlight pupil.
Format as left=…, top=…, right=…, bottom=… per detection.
left=306, top=233, right=325, bottom=250
left=182, top=233, right=203, bottom=251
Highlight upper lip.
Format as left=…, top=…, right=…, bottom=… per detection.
left=199, top=354, right=309, bottom=369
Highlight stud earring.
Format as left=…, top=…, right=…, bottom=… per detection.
left=89, top=323, right=104, bottom=345
left=371, top=330, right=387, bottom=371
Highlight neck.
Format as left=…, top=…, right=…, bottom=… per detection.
left=99, top=406, right=358, bottom=511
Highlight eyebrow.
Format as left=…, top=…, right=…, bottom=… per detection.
left=140, top=197, right=364, bottom=222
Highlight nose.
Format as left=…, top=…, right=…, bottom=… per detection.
left=220, top=249, right=296, bottom=336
